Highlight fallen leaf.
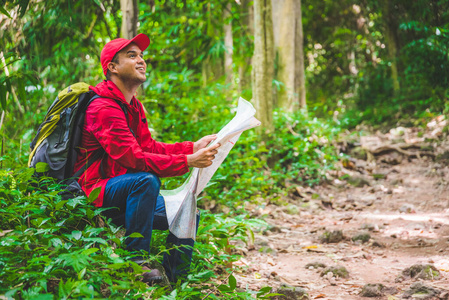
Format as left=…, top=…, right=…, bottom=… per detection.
left=267, top=257, right=276, bottom=266
left=303, top=245, right=318, bottom=249
left=314, top=294, right=326, bottom=299
left=291, top=224, right=305, bottom=228
left=279, top=276, right=298, bottom=286
left=254, top=272, right=262, bottom=279
left=233, top=258, right=249, bottom=267
left=304, top=245, right=328, bottom=253
left=279, top=244, right=295, bottom=253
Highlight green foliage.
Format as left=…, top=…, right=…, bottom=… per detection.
left=0, top=0, right=362, bottom=298
left=346, top=0, right=449, bottom=125
left=0, top=168, right=273, bottom=298
left=187, top=108, right=341, bottom=211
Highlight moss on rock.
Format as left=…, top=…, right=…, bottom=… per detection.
left=320, top=265, right=349, bottom=279
left=320, top=230, right=344, bottom=243
left=399, top=264, right=441, bottom=281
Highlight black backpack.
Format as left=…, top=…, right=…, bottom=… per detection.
left=28, top=83, right=102, bottom=197
left=29, top=82, right=132, bottom=198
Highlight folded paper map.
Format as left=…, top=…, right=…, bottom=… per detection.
left=161, top=97, right=261, bottom=239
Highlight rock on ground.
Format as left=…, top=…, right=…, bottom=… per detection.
left=320, top=265, right=349, bottom=279
left=402, top=282, right=440, bottom=299
left=275, top=286, right=309, bottom=300
left=360, top=283, right=398, bottom=297
left=397, top=264, right=441, bottom=282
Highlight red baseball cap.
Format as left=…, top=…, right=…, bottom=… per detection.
left=100, top=33, right=150, bottom=76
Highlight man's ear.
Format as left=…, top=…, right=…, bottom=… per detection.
left=107, top=61, right=118, bottom=75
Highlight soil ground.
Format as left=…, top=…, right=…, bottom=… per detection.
left=233, top=128, right=449, bottom=299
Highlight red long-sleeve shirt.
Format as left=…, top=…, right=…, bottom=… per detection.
left=73, top=80, right=193, bottom=207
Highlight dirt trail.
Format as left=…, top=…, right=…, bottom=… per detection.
left=235, top=124, right=449, bottom=299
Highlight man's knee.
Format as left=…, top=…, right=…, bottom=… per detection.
left=134, top=172, right=161, bottom=196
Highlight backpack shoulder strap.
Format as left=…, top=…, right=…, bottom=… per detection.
left=114, top=100, right=136, bottom=138
left=72, top=96, right=134, bottom=180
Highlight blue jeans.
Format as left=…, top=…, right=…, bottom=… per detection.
left=102, top=172, right=199, bottom=282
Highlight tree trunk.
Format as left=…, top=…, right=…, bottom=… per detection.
left=275, top=0, right=306, bottom=111
left=277, top=0, right=295, bottom=111
left=238, top=0, right=251, bottom=99
left=382, top=0, right=400, bottom=94
left=224, top=2, right=233, bottom=91
left=121, top=0, right=138, bottom=39
left=295, top=0, right=306, bottom=109
left=253, top=0, right=274, bottom=134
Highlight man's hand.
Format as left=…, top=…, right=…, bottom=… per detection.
left=187, top=143, right=220, bottom=168
left=193, top=134, right=217, bottom=153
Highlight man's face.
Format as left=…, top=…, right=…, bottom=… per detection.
left=111, top=43, right=147, bottom=85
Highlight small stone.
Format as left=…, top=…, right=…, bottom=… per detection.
left=320, top=265, right=349, bottom=279
left=360, top=283, right=399, bottom=297
left=360, top=223, right=376, bottom=231
left=349, top=146, right=367, bottom=160
left=433, top=223, right=442, bottom=229
left=398, top=264, right=441, bottom=281
left=381, top=152, right=403, bottom=165
left=352, top=232, right=371, bottom=244
left=347, top=175, right=371, bottom=187
left=402, top=282, right=440, bottom=299
left=284, top=204, right=300, bottom=215
left=399, top=204, right=416, bottom=213
left=259, top=246, right=276, bottom=254
left=275, top=286, right=309, bottom=300
left=360, top=195, right=376, bottom=206
left=338, top=243, right=348, bottom=249
left=305, top=262, right=327, bottom=269
left=255, top=236, right=269, bottom=246
left=320, top=230, right=345, bottom=243
left=371, top=240, right=385, bottom=248
left=406, top=223, right=426, bottom=231
left=360, top=283, right=385, bottom=297
left=390, top=178, right=403, bottom=185
left=269, top=225, right=282, bottom=233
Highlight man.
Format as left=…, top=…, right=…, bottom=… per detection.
left=73, top=33, right=220, bottom=283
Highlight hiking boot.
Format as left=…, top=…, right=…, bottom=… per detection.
left=141, top=265, right=163, bottom=284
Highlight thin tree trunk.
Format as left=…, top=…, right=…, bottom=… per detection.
left=295, top=0, right=306, bottom=109
left=238, top=0, right=251, bottom=98
left=382, top=0, right=400, bottom=94
left=224, top=2, right=234, bottom=91
left=0, top=51, right=24, bottom=114
left=253, top=0, right=274, bottom=134
left=277, top=0, right=296, bottom=111
left=121, top=0, right=138, bottom=39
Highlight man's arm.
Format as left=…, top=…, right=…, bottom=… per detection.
left=87, top=101, right=190, bottom=177
left=192, top=134, right=217, bottom=153
left=147, top=134, right=217, bottom=155
left=187, top=143, right=220, bottom=168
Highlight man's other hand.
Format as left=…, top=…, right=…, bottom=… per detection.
left=193, top=134, right=217, bottom=153
left=187, top=143, right=220, bottom=168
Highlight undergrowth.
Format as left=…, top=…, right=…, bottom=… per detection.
left=0, top=169, right=278, bottom=299
left=0, top=99, right=342, bottom=298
